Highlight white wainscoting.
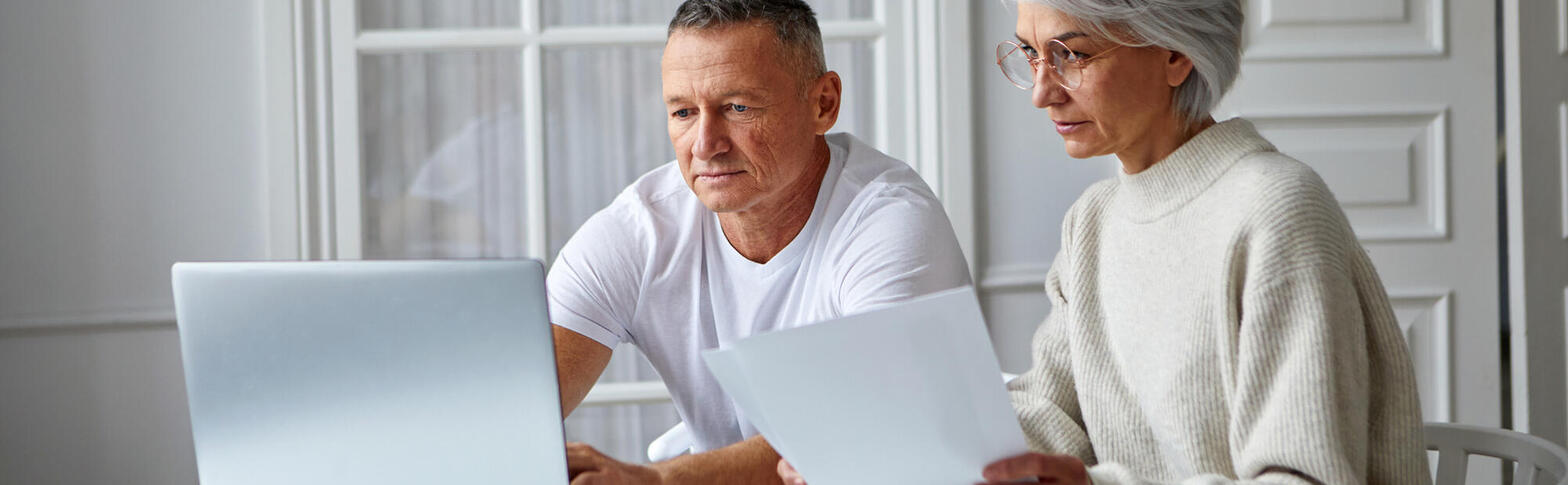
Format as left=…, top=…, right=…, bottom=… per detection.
left=1246, top=0, right=1444, bottom=59
left=1388, top=289, right=1455, bottom=423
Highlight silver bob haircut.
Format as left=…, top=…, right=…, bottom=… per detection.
left=1020, top=0, right=1244, bottom=125
left=667, top=0, right=827, bottom=88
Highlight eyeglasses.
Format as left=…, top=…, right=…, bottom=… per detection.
left=995, top=39, right=1122, bottom=91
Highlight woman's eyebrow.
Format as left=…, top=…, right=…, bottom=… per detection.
left=1051, top=31, right=1088, bottom=42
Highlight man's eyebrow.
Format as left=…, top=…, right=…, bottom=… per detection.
left=718, top=88, right=764, bottom=99
left=665, top=89, right=766, bottom=105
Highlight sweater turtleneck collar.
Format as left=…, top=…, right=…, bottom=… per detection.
left=1112, top=118, right=1276, bottom=223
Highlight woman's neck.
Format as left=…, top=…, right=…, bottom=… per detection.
left=1117, top=116, right=1216, bottom=174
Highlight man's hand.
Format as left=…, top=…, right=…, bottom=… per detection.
left=981, top=453, right=1088, bottom=484
left=567, top=442, right=664, bottom=485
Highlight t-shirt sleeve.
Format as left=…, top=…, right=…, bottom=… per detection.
left=834, top=186, right=973, bottom=314
left=546, top=204, right=645, bottom=349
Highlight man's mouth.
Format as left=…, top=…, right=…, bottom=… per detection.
left=696, top=170, right=745, bottom=181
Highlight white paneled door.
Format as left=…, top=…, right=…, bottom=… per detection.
left=1220, top=0, right=1498, bottom=436
left=1504, top=0, right=1568, bottom=448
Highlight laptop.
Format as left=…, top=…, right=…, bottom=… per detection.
left=171, top=260, right=568, bottom=484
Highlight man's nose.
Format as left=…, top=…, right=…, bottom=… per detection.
left=691, top=113, right=731, bottom=161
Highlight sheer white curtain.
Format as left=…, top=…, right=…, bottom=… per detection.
left=356, top=0, right=875, bottom=463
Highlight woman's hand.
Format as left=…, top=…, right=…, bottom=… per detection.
left=777, top=458, right=806, bottom=485
left=981, top=453, right=1088, bottom=484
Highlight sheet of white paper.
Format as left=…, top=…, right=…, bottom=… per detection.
left=702, top=286, right=1031, bottom=484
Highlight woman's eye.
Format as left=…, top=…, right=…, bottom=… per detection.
left=673, top=108, right=691, bottom=118
left=731, top=104, right=749, bottom=113
left=1022, top=46, right=1038, bottom=58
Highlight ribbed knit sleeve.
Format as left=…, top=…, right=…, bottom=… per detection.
left=1009, top=249, right=1094, bottom=461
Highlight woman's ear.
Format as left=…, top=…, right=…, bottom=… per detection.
left=1165, top=49, right=1195, bottom=88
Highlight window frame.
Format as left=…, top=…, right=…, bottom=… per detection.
left=268, top=0, right=976, bottom=407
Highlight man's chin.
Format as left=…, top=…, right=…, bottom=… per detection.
left=694, top=193, right=756, bottom=214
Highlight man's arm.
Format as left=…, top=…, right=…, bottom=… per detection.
left=554, top=325, right=613, bottom=417
left=568, top=435, right=783, bottom=485
left=652, top=435, right=782, bottom=484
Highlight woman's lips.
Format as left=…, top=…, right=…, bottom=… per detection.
left=1055, top=121, right=1088, bottom=135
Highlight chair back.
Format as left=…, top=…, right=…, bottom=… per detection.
left=1426, top=422, right=1568, bottom=485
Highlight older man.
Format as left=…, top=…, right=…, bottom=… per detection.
left=550, top=0, right=970, bottom=483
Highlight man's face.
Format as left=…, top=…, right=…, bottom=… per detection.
left=661, top=22, right=833, bottom=214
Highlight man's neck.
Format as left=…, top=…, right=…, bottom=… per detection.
left=717, top=139, right=832, bottom=264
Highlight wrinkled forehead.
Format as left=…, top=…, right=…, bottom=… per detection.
left=661, top=25, right=792, bottom=101
left=1014, top=2, right=1086, bottom=44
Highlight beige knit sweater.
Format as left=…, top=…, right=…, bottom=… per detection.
left=1008, top=119, right=1430, bottom=484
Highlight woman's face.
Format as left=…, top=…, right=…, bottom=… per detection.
left=1014, top=3, right=1191, bottom=160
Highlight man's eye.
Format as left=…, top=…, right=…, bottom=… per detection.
left=673, top=108, right=691, bottom=118
left=731, top=104, right=749, bottom=113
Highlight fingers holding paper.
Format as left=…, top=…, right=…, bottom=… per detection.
left=980, top=453, right=1088, bottom=485
left=777, top=458, right=806, bottom=485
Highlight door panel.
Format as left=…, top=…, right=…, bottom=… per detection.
left=1504, top=0, right=1568, bottom=447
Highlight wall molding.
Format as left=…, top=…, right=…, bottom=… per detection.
left=1385, top=287, right=1454, bottom=423
left=977, top=263, right=1051, bottom=293
left=1559, top=0, right=1567, bottom=55
left=0, top=309, right=176, bottom=333
left=579, top=381, right=672, bottom=407
left=1244, top=0, right=1444, bottom=60
left=1560, top=103, right=1567, bottom=240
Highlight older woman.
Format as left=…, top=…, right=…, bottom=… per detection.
left=781, top=0, right=1431, bottom=484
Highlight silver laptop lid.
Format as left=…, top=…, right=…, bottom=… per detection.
left=172, top=260, right=566, bottom=484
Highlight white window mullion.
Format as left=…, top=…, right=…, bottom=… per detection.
left=354, top=22, right=884, bottom=53
left=904, top=1, right=931, bottom=190
left=872, top=0, right=893, bottom=152
left=328, top=0, right=362, bottom=259
left=932, top=0, right=978, bottom=280
left=521, top=0, right=549, bottom=261
left=357, top=29, right=531, bottom=53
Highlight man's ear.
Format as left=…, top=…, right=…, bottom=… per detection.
left=810, top=71, right=842, bottom=135
left=1165, top=49, right=1195, bottom=88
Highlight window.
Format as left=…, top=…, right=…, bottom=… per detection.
left=279, top=0, right=973, bottom=462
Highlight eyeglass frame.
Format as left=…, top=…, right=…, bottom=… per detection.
left=995, top=38, right=1124, bottom=91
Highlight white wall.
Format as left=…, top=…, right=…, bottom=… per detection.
left=968, top=0, right=1117, bottom=373
left=0, top=1, right=273, bottom=483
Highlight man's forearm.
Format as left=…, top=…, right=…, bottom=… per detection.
left=652, top=435, right=783, bottom=485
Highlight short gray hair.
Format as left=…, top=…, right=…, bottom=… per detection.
left=1021, top=0, right=1243, bottom=125
left=667, top=0, right=827, bottom=87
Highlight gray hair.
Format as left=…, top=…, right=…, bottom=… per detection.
left=1021, top=0, right=1244, bottom=125
left=667, top=0, right=827, bottom=88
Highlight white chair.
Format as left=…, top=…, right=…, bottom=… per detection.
left=1426, top=422, right=1568, bottom=485
left=647, top=421, right=694, bottom=463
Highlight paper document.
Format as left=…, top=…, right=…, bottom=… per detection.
left=702, top=286, right=1031, bottom=484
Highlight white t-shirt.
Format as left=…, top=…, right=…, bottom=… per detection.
left=547, top=133, right=971, bottom=452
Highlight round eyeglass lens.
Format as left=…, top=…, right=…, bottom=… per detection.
left=996, top=42, right=1036, bottom=89
left=1046, top=40, right=1082, bottom=89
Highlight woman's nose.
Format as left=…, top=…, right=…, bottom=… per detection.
left=1031, top=77, right=1064, bottom=109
